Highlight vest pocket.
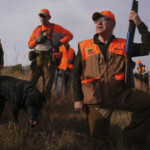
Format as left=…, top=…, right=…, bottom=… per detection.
left=82, top=80, right=103, bottom=104
left=83, top=54, right=100, bottom=78
left=109, top=53, right=125, bottom=73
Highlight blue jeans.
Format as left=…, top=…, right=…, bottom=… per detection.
left=54, top=69, right=72, bottom=97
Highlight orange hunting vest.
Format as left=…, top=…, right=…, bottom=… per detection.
left=58, top=45, right=74, bottom=71
left=137, top=65, right=146, bottom=74
left=28, top=23, right=73, bottom=48
left=79, top=38, right=128, bottom=105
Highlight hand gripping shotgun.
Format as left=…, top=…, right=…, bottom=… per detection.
left=125, top=0, right=138, bottom=89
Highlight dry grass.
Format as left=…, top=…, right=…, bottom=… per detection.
left=0, top=71, right=95, bottom=150
left=0, top=70, right=149, bottom=150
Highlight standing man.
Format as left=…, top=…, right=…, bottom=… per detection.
left=55, top=43, right=75, bottom=96
left=73, top=10, right=150, bottom=148
left=136, top=59, right=149, bottom=76
left=134, top=59, right=149, bottom=92
left=0, top=38, right=4, bottom=75
left=28, top=8, right=73, bottom=100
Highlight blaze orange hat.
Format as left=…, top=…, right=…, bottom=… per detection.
left=39, top=8, right=50, bottom=17
left=137, top=59, right=141, bottom=65
left=92, top=10, right=116, bottom=24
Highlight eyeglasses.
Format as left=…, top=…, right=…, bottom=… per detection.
left=39, top=14, right=47, bottom=18
left=94, top=17, right=112, bottom=24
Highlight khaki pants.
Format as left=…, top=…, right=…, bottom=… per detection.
left=86, top=88, right=150, bottom=145
left=28, top=55, right=56, bottom=100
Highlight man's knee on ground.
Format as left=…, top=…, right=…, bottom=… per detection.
left=88, top=109, right=133, bottom=140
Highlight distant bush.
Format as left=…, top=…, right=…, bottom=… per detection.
left=2, top=64, right=30, bottom=78
left=10, top=64, right=24, bottom=73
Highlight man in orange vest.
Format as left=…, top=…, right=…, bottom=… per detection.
left=54, top=43, right=75, bottom=96
left=134, top=59, right=149, bottom=92
left=72, top=10, right=150, bottom=148
left=0, top=38, right=4, bottom=76
left=28, top=8, right=73, bottom=100
left=136, top=59, right=149, bottom=76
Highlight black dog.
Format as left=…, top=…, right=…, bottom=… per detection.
left=0, top=76, right=45, bottom=127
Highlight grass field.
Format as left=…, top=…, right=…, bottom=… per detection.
left=0, top=69, right=150, bottom=150
left=0, top=71, right=95, bottom=150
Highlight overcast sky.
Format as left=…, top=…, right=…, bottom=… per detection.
left=0, top=0, right=150, bottom=70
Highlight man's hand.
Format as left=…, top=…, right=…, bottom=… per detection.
left=36, top=35, right=47, bottom=44
left=74, top=101, right=84, bottom=112
left=129, top=11, right=142, bottom=26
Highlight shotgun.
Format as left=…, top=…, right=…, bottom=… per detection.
left=125, top=0, right=138, bottom=89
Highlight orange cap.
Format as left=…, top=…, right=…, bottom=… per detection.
left=39, top=8, right=50, bottom=17
left=92, top=10, right=116, bottom=24
left=137, top=59, right=141, bottom=65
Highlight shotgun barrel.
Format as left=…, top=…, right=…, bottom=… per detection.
left=125, top=0, right=138, bottom=88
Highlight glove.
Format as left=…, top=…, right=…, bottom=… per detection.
left=36, top=35, right=47, bottom=44
left=53, top=41, right=62, bottom=50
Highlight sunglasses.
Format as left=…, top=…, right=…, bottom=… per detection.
left=39, top=14, right=47, bottom=18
